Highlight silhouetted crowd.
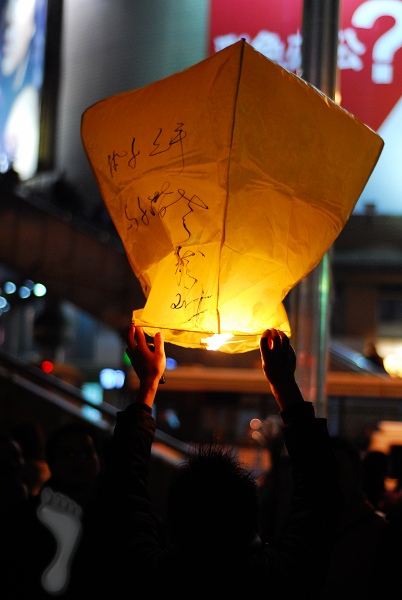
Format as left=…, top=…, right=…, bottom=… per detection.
left=1, top=326, right=402, bottom=599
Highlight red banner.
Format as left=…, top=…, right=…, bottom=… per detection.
left=209, top=0, right=402, bottom=132
left=208, top=0, right=402, bottom=213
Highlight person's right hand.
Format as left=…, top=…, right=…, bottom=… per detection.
left=126, top=324, right=165, bottom=407
left=260, top=329, right=302, bottom=410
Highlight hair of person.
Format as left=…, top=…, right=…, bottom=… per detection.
left=166, top=443, right=260, bottom=552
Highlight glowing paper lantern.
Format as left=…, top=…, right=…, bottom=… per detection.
left=81, top=39, right=383, bottom=353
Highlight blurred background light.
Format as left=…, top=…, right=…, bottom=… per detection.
left=33, top=283, right=47, bottom=297
left=41, top=360, right=54, bottom=374
left=81, top=382, right=103, bottom=405
left=4, top=281, right=16, bottom=294
left=166, top=357, right=178, bottom=370
left=81, top=405, right=103, bottom=423
left=100, top=368, right=125, bottom=390
left=19, top=286, right=31, bottom=299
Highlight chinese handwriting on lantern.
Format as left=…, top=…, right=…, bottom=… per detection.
left=107, top=123, right=187, bottom=178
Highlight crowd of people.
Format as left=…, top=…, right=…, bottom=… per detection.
left=1, top=324, right=402, bottom=598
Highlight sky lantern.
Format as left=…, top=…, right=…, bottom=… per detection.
left=81, top=39, right=383, bottom=353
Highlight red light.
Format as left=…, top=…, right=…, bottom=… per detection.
left=41, top=360, right=54, bottom=373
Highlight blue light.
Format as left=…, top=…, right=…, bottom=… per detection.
left=24, top=279, right=35, bottom=290
left=81, top=405, right=103, bottom=423
left=99, top=368, right=126, bottom=390
left=166, top=357, right=178, bottom=370
left=82, top=382, right=103, bottom=405
left=100, top=368, right=116, bottom=390
left=4, top=281, right=16, bottom=294
left=165, top=408, right=180, bottom=429
left=0, top=296, right=7, bottom=309
left=115, top=370, right=125, bottom=389
left=19, top=286, right=31, bottom=299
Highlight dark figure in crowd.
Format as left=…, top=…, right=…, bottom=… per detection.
left=10, top=421, right=51, bottom=497
left=361, top=448, right=389, bottom=514
left=43, top=421, right=103, bottom=508
left=73, top=325, right=342, bottom=599
left=0, top=430, right=28, bottom=510
left=0, top=421, right=107, bottom=598
left=257, top=418, right=294, bottom=543
left=318, top=436, right=396, bottom=599
left=377, top=445, right=402, bottom=537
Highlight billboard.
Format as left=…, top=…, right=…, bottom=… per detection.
left=0, top=0, right=48, bottom=181
left=209, top=0, right=402, bottom=215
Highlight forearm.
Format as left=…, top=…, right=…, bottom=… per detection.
left=113, top=403, right=155, bottom=490
left=100, top=403, right=163, bottom=587
left=134, top=378, right=160, bottom=408
left=282, top=416, right=341, bottom=553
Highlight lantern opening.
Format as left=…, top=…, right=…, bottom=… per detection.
left=201, top=333, right=234, bottom=351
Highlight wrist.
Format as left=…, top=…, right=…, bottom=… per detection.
left=134, top=378, right=160, bottom=408
left=270, top=380, right=304, bottom=411
left=280, top=401, right=316, bottom=425
left=139, top=376, right=160, bottom=391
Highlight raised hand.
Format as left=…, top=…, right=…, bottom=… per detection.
left=260, top=328, right=302, bottom=410
left=126, top=324, right=166, bottom=407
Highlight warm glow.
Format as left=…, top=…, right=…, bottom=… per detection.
left=82, top=39, right=383, bottom=353
left=201, top=333, right=234, bottom=350
left=251, top=430, right=263, bottom=443
left=377, top=339, right=402, bottom=378
left=383, top=352, right=402, bottom=378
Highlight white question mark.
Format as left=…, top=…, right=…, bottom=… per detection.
left=352, top=0, right=402, bottom=83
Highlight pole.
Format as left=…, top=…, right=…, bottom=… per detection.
left=289, top=0, right=340, bottom=417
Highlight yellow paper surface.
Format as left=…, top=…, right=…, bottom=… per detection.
left=81, top=40, right=383, bottom=353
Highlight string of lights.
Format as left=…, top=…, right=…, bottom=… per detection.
left=0, top=278, right=47, bottom=316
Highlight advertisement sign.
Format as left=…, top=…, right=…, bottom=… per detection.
left=209, top=0, right=402, bottom=214
left=0, top=0, right=48, bottom=181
